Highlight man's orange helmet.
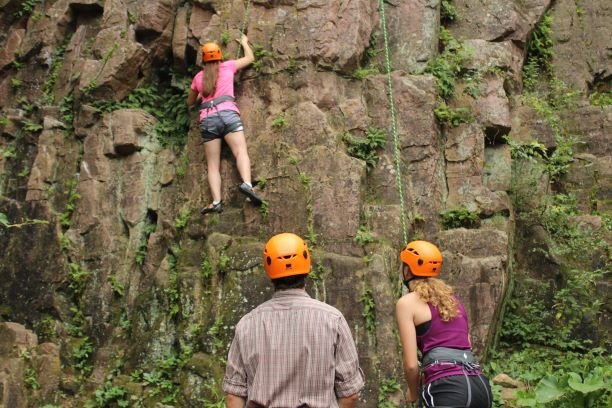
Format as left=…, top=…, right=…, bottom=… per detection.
left=201, top=43, right=222, bottom=62
left=400, top=240, right=442, bottom=277
left=263, top=233, right=311, bottom=279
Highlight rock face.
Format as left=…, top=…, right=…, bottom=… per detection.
left=0, top=0, right=609, bottom=406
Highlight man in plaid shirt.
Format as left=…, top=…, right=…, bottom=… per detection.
left=223, top=233, right=365, bottom=408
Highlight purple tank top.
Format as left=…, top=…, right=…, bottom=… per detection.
left=417, top=300, right=481, bottom=384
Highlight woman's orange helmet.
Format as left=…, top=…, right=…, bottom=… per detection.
left=201, top=43, right=222, bottom=62
left=263, top=233, right=311, bottom=279
left=400, top=240, right=442, bottom=277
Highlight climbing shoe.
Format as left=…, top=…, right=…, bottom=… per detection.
left=238, top=182, right=263, bottom=206
left=200, top=201, right=223, bottom=214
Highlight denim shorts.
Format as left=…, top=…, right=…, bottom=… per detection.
left=199, top=110, right=244, bottom=142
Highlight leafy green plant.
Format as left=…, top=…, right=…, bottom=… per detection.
left=440, top=206, right=480, bottom=229
left=72, top=337, right=94, bottom=374
left=343, top=127, right=387, bottom=168
left=14, top=0, right=42, bottom=18
left=60, top=179, right=80, bottom=228
left=220, top=31, right=230, bottom=46
left=351, top=66, right=379, bottom=80
left=108, top=275, right=125, bottom=297
left=201, top=257, right=213, bottom=280
left=259, top=200, right=269, bottom=222
left=24, top=367, right=40, bottom=389
left=354, top=225, right=374, bottom=246
left=43, top=35, right=73, bottom=103
left=588, top=91, right=612, bottom=106
left=165, top=248, right=181, bottom=319
left=0, top=212, right=48, bottom=229
left=434, top=101, right=472, bottom=126
left=92, top=379, right=129, bottom=407
left=174, top=207, right=190, bottom=230
left=92, top=69, right=191, bottom=149
left=128, top=10, right=136, bottom=25
left=378, top=378, right=401, bottom=408
left=299, top=171, right=317, bottom=246
left=68, top=262, right=90, bottom=295
left=425, top=28, right=471, bottom=99
left=0, top=116, right=8, bottom=126
left=440, top=0, right=458, bottom=24
left=271, top=112, right=286, bottom=128
left=359, top=289, right=376, bottom=337
left=10, top=78, right=22, bottom=90
left=22, top=119, right=43, bottom=133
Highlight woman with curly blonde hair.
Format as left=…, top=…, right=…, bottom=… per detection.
left=396, top=240, right=492, bottom=407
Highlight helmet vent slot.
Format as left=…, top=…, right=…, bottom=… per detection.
left=418, top=259, right=424, bottom=266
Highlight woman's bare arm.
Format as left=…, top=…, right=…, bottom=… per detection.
left=235, top=34, right=255, bottom=70
left=396, top=294, right=420, bottom=403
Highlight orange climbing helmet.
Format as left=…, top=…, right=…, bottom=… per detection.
left=400, top=240, right=442, bottom=277
left=263, top=233, right=311, bottom=279
left=201, top=43, right=222, bottom=62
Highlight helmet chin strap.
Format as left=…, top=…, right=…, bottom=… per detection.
left=403, top=276, right=425, bottom=292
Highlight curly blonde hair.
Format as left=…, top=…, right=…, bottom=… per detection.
left=410, top=278, right=459, bottom=321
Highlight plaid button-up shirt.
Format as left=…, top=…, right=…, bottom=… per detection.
left=223, top=289, right=365, bottom=407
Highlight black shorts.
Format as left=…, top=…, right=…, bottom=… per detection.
left=421, top=374, right=492, bottom=408
left=199, top=110, right=244, bottom=142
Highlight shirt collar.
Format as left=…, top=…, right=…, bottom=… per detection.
left=272, top=288, right=311, bottom=299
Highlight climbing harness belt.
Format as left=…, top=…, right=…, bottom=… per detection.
left=235, top=0, right=253, bottom=59
left=419, top=347, right=484, bottom=408
left=200, top=95, right=235, bottom=110
left=379, top=0, right=409, bottom=245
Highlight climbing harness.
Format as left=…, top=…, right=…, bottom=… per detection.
left=419, top=347, right=488, bottom=408
left=199, top=95, right=235, bottom=110
left=379, top=0, right=409, bottom=245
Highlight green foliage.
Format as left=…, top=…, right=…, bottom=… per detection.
left=425, top=28, right=471, bottom=99
left=343, top=127, right=387, bottom=168
left=200, top=257, right=213, bottom=280
left=0, top=116, right=8, bottom=126
left=108, top=275, right=125, bottom=297
left=72, top=337, right=94, bottom=374
left=220, top=31, right=230, bottom=46
left=127, top=11, right=136, bottom=25
left=351, top=66, right=379, bottom=80
left=60, top=179, right=81, bottom=228
left=92, top=379, right=129, bottom=407
left=309, top=263, right=328, bottom=282
left=259, top=200, right=269, bottom=222
left=378, top=378, right=401, bottom=408
left=135, top=220, right=156, bottom=266
left=175, top=151, right=189, bottom=177
left=251, top=43, right=274, bottom=74
left=43, top=35, right=73, bottom=104
left=131, top=352, right=189, bottom=404
left=588, top=91, right=612, bottom=106
left=0, top=211, right=48, bottom=229
left=523, top=13, right=554, bottom=83
left=165, top=254, right=181, bottom=319
left=440, top=0, right=458, bottom=23
left=1, top=144, right=17, bottom=159
left=359, top=289, right=376, bottom=337
left=487, top=347, right=610, bottom=408
left=14, top=0, right=42, bottom=18
left=174, top=207, right=190, bottom=230
left=271, top=112, right=286, bottom=128
left=354, top=225, right=374, bottom=246
left=22, top=119, right=43, bottom=133
left=92, top=69, right=191, bottom=149
left=440, top=206, right=480, bottom=229
left=10, top=78, right=22, bottom=90
left=299, top=171, right=317, bottom=246
left=68, top=262, right=90, bottom=296
left=60, top=94, right=75, bottom=129
left=24, top=367, right=40, bottom=389
left=433, top=101, right=472, bottom=126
